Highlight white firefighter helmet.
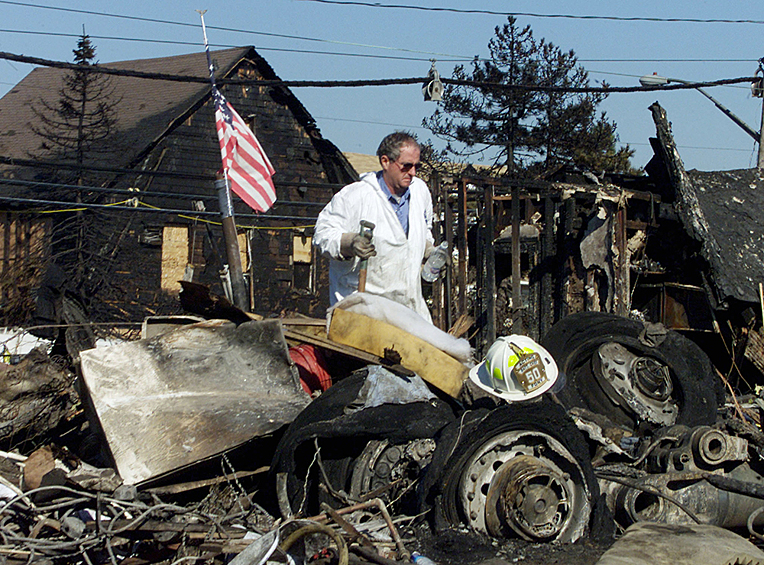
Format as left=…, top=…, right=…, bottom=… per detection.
left=468, top=335, right=558, bottom=402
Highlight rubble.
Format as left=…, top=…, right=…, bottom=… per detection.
left=0, top=348, right=77, bottom=446
left=2, top=297, right=764, bottom=565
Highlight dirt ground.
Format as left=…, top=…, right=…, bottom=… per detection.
left=408, top=525, right=611, bottom=565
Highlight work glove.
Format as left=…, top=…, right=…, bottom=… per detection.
left=340, top=232, right=376, bottom=260
left=424, top=240, right=435, bottom=259
left=422, top=240, right=451, bottom=265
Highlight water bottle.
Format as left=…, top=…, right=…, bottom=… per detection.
left=411, top=552, right=438, bottom=565
left=422, top=242, right=448, bottom=282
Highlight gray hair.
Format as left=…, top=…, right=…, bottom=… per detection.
left=376, top=131, right=419, bottom=163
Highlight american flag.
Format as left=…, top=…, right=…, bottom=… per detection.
left=213, top=86, right=276, bottom=212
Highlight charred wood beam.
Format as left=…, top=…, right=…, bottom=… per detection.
left=540, top=195, right=555, bottom=337
left=557, top=197, right=577, bottom=320
left=702, top=472, right=764, bottom=500
left=511, top=185, right=522, bottom=333
left=444, top=188, right=455, bottom=331
left=431, top=173, right=444, bottom=330
left=485, top=184, right=496, bottom=346
left=649, top=103, right=719, bottom=254
left=457, top=180, right=468, bottom=319
left=614, top=205, right=630, bottom=316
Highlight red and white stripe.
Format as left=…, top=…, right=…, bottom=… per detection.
left=215, top=92, right=276, bottom=212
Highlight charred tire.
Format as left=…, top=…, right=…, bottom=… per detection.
left=270, top=370, right=456, bottom=517
left=425, top=399, right=600, bottom=543
left=541, top=312, right=721, bottom=430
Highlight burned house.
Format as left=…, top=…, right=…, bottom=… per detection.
left=2, top=84, right=764, bottom=561
left=0, top=47, right=357, bottom=333
left=428, top=102, right=764, bottom=388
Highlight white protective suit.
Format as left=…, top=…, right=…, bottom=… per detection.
left=314, top=172, right=434, bottom=322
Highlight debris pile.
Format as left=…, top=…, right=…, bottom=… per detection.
left=1, top=303, right=764, bottom=564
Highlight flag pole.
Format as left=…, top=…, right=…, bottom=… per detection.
left=198, top=10, right=250, bottom=312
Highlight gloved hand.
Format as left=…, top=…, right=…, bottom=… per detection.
left=424, top=240, right=435, bottom=259
left=340, top=232, right=376, bottom=260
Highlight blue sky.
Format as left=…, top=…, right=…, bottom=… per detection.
left=1, top=0, right=763, bottom=172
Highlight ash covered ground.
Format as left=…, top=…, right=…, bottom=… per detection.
left=410, top=525, right=610, bottom=565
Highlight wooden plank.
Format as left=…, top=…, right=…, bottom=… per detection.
left=283, top=328, right=383, bottom=365
left=327, top=309, right=467, bottom=398
left=280, top=317, right=326, bottom=326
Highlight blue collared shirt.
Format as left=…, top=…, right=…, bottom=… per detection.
left=378, top=172, right=411, bottom=237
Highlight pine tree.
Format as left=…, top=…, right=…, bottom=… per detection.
left=424, top=17, right=634, bottom=178
left=31, top=33, right=120, bottom=188
left=28, top=34, right=123, bottom=305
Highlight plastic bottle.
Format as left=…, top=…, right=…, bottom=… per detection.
left=421, top=241, right=449, bottom=282
left=411, top=551, right=438, bottom=565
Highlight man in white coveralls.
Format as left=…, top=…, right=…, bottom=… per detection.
left=313, top=131, right=435, bottom=323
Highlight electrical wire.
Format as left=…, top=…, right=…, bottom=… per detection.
left=0, top=50, right=428, bottom=86
left=10, top=0, right=761, bottom=28
left=0, top=484, right=232, bottom=562
left=2, top=27, right=759, bottom=67
left=0, top=0, right=468, bottom=60
left=0, top=178, right=329, bottom=206
left=0, top=194, right=318, bottom=230
left=0, top=158, right=344, bottom=196
left=2, top=0, right=762, bottom=85
left=298, top=0, right=764, bottom=25
left=0, top=28, right=471, bottom=63
left=0, top=51, right=756, bottom=93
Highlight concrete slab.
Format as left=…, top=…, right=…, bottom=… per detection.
left=596, top=522, right=764, bottom=565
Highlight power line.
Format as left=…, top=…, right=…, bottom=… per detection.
left=298, top=0, right=764, bottom=25
left=0, top=157, right=346, bottom=194
left=0, top=178, right=329, bottom=206
left=0, top=51, right=756, bottom=93
left=0, top=50, right=425, bottom=86
left=588, top=69, right=753, bottom=90
left=0, top=155, right=211, bottom=180
left=2, top=28, right=760, bottom=68
left=580, top=59, right=756, bottom=64
left=0, top=194, right=316, bottom=222
left=314, top=115, right=427, bottom=130
left=0, top=0, right=470, bottom=60
left=315, top=115, right=761, bottom=153
left=0, top=28, right=467, bottom=63
left=621, top=141, right=754, bottom=153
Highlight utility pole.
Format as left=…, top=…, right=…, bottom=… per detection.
left=758, top=96, right=764, bottom=170
left=641, top=71, right=764, bottom=169
left=753, top=60, right=764, bottom=170
left=216, top=173, right=250, bottom=311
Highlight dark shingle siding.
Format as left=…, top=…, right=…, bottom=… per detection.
left=0, top=47, right=357, bottom=320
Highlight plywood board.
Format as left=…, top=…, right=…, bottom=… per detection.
left=161, top=226, right=188, bottom=292
left=328, top=308, right=467, bottom=397
left=293, top=234, right=313, bottom=263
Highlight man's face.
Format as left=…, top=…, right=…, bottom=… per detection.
left=381, top=144, right=421, bottom=196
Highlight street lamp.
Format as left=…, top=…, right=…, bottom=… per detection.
left=639, top=73, right=764, bottom=168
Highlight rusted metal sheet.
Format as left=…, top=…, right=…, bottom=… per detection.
left=79, top=319, right=310, bottom=485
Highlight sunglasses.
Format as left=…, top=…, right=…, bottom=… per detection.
left=394, top=160, right=421, bottom=172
